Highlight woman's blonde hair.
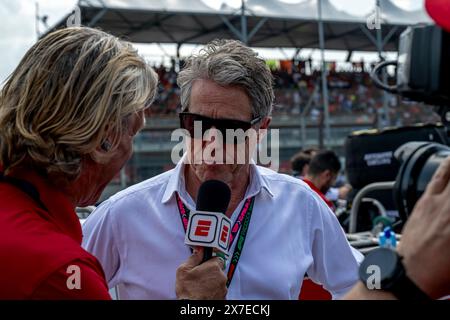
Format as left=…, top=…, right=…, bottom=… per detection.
left=0, top=27, right=158, bottom=180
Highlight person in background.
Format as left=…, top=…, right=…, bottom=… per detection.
left=291, top=148, right=351, bottom=204
left=302, top=150, right=341, bottom=210
left=325, top=174, right=352, bottom=203
left=290, top=148, right=318, bottom=178
left=291, top=148, right=337, bottom=300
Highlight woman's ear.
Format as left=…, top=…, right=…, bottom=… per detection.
left=91, top=137, right=113, bottom=164
left=100, top=140, right=112, bottom=152
left=91, top=122, right=115, bottom=162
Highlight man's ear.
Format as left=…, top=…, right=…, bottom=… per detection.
left=260, top=116, right=271, bottom=130
left=322, top=169, right=332, bottom=181
left=302, top=164, right=310, bottom=176
left=257, top=116, right=272, bottom=143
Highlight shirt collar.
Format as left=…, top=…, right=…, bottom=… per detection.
left=246, top=161, right=274, bottom=199
left=161, top=154, right=274, bottom=205
left=161, top=153, right=189, bottom=205
left=6, top=168, right=82, bottom=243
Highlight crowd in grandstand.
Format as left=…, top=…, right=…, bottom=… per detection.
left=147, top=58, right=439, bottom=127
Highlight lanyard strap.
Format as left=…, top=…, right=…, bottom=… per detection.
left=175, top=192, right=255, bottom=287
left=226, top=196, right=254, bottom=287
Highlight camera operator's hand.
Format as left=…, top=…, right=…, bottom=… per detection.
left=397, top=155, right=450, bottom=299
left=344, top=156, right=450, bottom=300
left=175, top=247, right=228, bottom=300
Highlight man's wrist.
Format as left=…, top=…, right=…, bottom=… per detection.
left=359, top=247, right=431, bottom=299
left=398, top=250, right=436, bottom=298
left=344, top=282, right=397, bottom=300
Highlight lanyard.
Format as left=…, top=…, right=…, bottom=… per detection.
left=175, top=192, right=255, bottom=287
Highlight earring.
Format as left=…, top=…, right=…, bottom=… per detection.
left=101, top=140, right=112, bottom=152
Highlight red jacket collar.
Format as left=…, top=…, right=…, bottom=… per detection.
left=5, top=168, right=82, bottom=243
left=302, top=178, right=334, bottom=209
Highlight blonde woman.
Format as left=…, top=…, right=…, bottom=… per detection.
left=0, top=27, right=157, bottom=299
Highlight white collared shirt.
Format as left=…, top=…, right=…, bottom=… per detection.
left=82, top=159, right=363, bottom=300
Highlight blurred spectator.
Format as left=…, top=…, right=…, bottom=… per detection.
left=290, top=148, right=318, bottom=178
left=291, top=148, right=351, bottom=203
left=145, top=61, right=439, bottom=127
left=302, top=150, right=341, bottom=210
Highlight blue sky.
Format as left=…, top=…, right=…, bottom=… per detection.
left=0, top=0, right=425, bottom=84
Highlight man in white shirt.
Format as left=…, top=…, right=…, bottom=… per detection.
left=82, top=39, right=363, bottom=299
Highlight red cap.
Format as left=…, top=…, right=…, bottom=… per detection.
left=425, top=0, right=450, bottom=32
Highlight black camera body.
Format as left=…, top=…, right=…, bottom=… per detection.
left=392, top=25, right=450, bottom=222
left=396, top=25, right=450, bottom=107
left=394, top=141, right=450, bottom=220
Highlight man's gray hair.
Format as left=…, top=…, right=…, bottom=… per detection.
left=177, top=39, right=274, bottom=118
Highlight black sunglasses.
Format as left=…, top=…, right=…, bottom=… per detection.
left=179, top=112, right=262, bottom=140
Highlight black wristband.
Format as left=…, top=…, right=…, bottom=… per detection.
left=388, top=256, right=431, bottom=300
left=359, top=248, right=431, bottom=300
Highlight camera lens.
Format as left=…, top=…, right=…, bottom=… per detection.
left=394, top=141, right=450, bottom=221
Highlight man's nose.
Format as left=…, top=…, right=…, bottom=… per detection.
left=202, top=127, right=223, bottom=147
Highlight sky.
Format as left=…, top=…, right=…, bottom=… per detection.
left=0, top=0, right=426, bottom=84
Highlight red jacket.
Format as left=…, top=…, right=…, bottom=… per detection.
left=299, top=178, right=333, bottom=300
left=0, top=169, right=110, bottom=299
left=302, top=178, right=335, bottom=211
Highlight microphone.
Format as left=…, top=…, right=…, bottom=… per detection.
left=184, top=180, right=232, bottom=262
